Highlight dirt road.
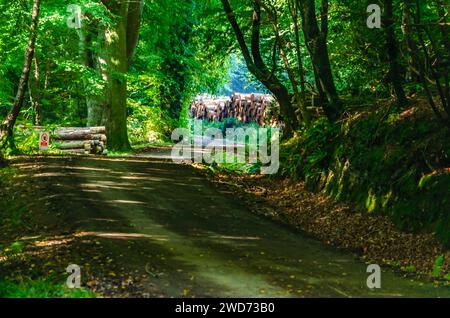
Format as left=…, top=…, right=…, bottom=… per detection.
left=2, top=153, right=450, bottom=298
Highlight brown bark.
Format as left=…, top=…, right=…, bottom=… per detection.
left=0, top=0, right=41, bottom=149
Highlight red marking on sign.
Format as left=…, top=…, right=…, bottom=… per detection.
left=40, top=132, right=50, bottom=150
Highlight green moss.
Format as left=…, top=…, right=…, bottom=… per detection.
left=279, top=109, right=450, bottom=246
left=365, top=191, right=377, bottom=213
left=381, top=192, right=393, bottom=209
left=418, top=174, right=434, bottom=189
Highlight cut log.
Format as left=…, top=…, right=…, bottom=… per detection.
left=16, top=125, right=106, bottom=134
left=54, top=140, right=90, bottom=150
left=54, top=140, right=105, bottom=150
left=56, top=126, right=106, bottom=134
left=53, top=132, right=107, bottom=142
left=59, top=149, right=88, bottom=154
left=14, top=125, right=107, bottom=155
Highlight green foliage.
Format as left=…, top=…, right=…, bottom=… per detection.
left=0, top=0, right=448, bottom=246
left=0, top=0, right=231, bottom=148
left=207, top=161, right=262, bottom=176
left=280, top=118, right=340, bottom=182
left=0, top=278, right=96, bottom=298
left=193, top=117, right=261, bottom=136
left=10, top=130, right=40, bottom=155
left=433, top=255, right=445, bottom=278
left=127, top=87, right=186, bottom=144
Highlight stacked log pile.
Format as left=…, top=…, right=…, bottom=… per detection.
left=190, top=93, right=279, bottom=126
left=16, top=126, right=107, bottom=155
left=52, top=127, right=107, bottom=155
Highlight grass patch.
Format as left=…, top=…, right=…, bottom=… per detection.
left=0, top=278, right=97, bottom=298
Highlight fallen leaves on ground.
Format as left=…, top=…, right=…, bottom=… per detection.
left=208, top=173, right=449, bottom=280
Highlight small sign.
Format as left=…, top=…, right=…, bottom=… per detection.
left=39, top=132, right=50, bottom=151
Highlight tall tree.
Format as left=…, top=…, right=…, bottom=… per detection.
left=289, top=0, right=310, bottom=124
left=258, top=0, right=311, bottom=125
left=221, top=0, right=299, bottom=135
left=159, top=1, right=194, bottom=120
left=80, top=0, right=144, bottom=150
left=30, top=56, right=42, bottom=125
left=414, top=0, right=450, bottom=123
left=298, top=0, right=342, bottom=121
left=0, top=0, right=41, bottom=149
left=383, top=0, right=408, bottom=107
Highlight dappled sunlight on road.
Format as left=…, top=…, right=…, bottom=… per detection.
left=3, top=155, right=450, bottom=298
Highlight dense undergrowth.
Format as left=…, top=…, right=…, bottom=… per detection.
left=280, top=101, right=450, bottom=246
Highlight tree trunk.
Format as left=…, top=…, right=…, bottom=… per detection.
left=0, top=0, right=41, bottom=149
left=384, top=0, right=408, bottom=107
left=401, top=4, right=422, bottom=84
left=221, top=0, right=299, bottom=135
left=260, top=0, right=311, bottom=125
left=298, top=0, right=342, bottom=121
left=30, top=56, right=43, bottom=125
left=126, top=0, right=144, bottom=68
left=159, top=4, right=193, bottom=122
left=78, top=19, right=108, bottom=128
left=434, top=0, right=450, bottom=115
left=410, top=0, right=449, bottom=124
left=101, top=0, right=131, bottom=151
left=82, top=0, right=144, bottom=150
left=290, top=0, right=311, bottom=124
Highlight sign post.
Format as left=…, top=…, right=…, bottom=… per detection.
left=39, top=132, right=50, bottom=151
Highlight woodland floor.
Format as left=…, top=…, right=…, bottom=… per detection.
left=0, top=150, right=449, bottom=297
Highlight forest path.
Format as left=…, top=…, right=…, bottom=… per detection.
left=5, top=154, right=450, bottom=298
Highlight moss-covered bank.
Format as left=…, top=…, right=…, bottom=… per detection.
left=280, top=102, right=450, bottom=246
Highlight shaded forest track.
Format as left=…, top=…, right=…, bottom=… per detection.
left=1, top=154, right=449, bottom=298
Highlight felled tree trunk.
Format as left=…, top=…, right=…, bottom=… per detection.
left=0, top=0, right=41, bottom=149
